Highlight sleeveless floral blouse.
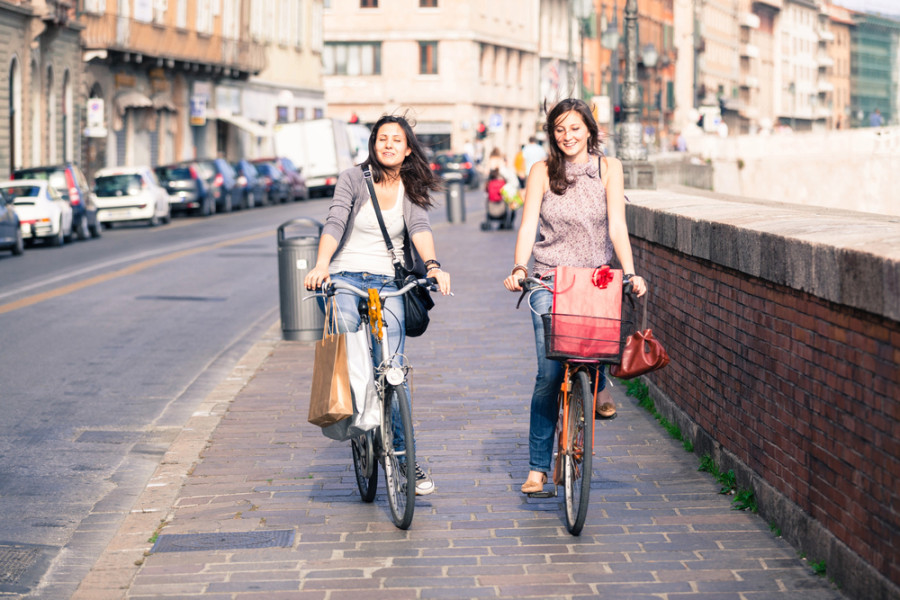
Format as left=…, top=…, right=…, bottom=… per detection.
left=532, top=156, right=614, bottom=276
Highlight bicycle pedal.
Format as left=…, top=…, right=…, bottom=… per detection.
left=527, top=487, right=557, bottom=499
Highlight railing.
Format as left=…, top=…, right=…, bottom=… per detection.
left=79, top=13, right=266, bottom=74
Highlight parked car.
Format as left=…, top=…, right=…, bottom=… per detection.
left=154, top=162, right=214, bottom=216
left=0, top=188, right=24, bottom=256
left=429, top=151, right=479, bottom=188
left=0, top=180, right=73, bottom=247
left=253, top=162, right=291, bottom=204
left=232, top=160, right=265, bottom=209
left=194, top=159, right=241, bottom=213
left=11, top=163, right=101, bottom=239
left=93, top=166, right=171, bottom=227
left=252, top=157, right=309, bottom=201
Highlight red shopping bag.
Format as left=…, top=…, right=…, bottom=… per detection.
left=548, top=265, right=624, bottom=360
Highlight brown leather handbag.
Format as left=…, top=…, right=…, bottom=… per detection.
left=610, top=292, right=670, bottom=379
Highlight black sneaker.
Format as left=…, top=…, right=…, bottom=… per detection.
left=400, top=462, right=435, bottom=496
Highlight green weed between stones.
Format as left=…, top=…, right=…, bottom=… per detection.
left=623, top=379, right=693, bottom=453
left=621, top=378, right=757, bottom=512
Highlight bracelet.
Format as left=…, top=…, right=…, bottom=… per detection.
left=424, top=259, right=441, bottom=270
left=624, top=273, right=635, bottom=278
left=426, top=266, right=441, bottom=273
left=511, top=264, right=528, bottom=277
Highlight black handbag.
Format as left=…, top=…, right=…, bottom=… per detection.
left=362, top=166, right=434, bottom=337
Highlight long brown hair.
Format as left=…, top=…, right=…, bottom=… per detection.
left=544, top=99, right=602, bottom=196
left=367, top=114, right=441, bottom=209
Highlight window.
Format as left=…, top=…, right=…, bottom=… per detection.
left=360, top=0, right=377, bottom=7
left=419, top=41, right=438, bottom=75
left=322, top=42, right=382, bottom=75
left=420, top=0, right=437, bottom=6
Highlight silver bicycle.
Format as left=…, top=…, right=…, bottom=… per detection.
left=321, top=277, right=436, bottom=530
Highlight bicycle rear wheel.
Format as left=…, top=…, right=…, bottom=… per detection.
left=381, top=384, right=416, bottom=529
left=351, top=431, right=377, bottom=502
left=563, top=369, right=594, bottom=535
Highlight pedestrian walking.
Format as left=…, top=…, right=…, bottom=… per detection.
left=304, top=113, right=452, bottom=496
left=870, top=108, right=884, bottom=127
left=503, top=98, right=647, bottom=495
left=522, top=136, right=547, bottom=179
left=514, top=145, right=526, bottom=187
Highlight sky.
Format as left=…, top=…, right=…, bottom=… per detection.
left=831, top=0, right=900, bottom=17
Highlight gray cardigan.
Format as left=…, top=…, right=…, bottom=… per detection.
left=322, top=166, right=432, bottom=272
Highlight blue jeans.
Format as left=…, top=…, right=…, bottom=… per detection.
left=528, top=288, right=606, bottom=473
left=321, top=271, right=413, bottom=457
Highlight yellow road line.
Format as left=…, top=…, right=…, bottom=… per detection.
left=0, top=230, right=273, bottom=315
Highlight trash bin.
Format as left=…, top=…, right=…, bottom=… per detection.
left=277, top=218, right=324, bottom=341
left=443, top=172, right=466, bottom=223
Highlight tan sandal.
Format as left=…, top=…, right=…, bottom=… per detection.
left=520, top=472, right=548, bottom=494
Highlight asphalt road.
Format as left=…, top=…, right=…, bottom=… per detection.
left=0, top=198, right=333, bottom=596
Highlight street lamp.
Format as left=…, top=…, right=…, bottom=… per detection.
left=600, top=2, right=621, bottom=156
left=617, top=0, right=656, bottom=188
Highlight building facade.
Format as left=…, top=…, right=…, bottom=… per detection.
left=0, top=0, right=83, bottom=179
left=322, top=0, right=541, bottom=163
left=81, top=0, right=324, bottom=172
left=850, top=11, right=899, bottom=126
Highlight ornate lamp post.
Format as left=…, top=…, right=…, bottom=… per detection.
left=617, top=0, right=656, bottom=188
left=600, top=3, right=621, bottom=157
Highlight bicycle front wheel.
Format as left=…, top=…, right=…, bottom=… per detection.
left=381, top=384, right=416, bottom=529
left=351, top=431, right=377, bottom=502
left=563, top=369, right=594, bottom=535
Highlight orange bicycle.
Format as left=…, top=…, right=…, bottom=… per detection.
left=521, top=275, right=634, bottom=535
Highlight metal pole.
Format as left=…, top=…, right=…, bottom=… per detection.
left=617, top=0, right=647, bottom=160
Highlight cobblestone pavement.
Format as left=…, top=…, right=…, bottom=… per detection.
left=73, top=205, right=846, bottom=599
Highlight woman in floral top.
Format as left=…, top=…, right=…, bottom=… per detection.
left=503, top=98, right=647, bottom=495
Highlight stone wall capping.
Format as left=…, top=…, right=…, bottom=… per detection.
left=625, top=189, right=900, bottom=321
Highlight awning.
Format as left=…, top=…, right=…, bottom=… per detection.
left=114, top=90, right=153, bottom=116
left=151, top=93, right=177, bottom=112
left=216, top=112, right=271, bottom=138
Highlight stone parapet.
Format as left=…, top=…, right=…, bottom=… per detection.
left=627, top=187, right=900, bottom=322
left=625, top=189, right=900, bottom=600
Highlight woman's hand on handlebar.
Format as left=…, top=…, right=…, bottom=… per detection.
left=429, top=268, right=452, bottom=296
left=625, top=274, right=647, bottom=297
left=504, top=272, right=526, bottom=292
left=304, top=264, right=330, bottom=291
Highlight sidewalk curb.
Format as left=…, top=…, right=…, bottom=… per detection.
left=70, top=321, right=283, bottom=600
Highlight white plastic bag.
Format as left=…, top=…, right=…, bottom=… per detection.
left=321, top=327, right=381, bottom=441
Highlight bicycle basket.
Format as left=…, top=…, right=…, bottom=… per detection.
left=542, top=312, right=630, bottom=363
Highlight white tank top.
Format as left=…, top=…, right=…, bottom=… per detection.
left=330, top=182, right=405, bottom=276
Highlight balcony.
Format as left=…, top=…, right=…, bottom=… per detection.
left=740, top=43, right=760, bottom=59
left=740, top=74, right=760, bottom=88
left=752, top=0, right=782, bottom=10
left=818, top=28, right=835, bottom=42
left=817, top=80, right=834, bottom=93
left=79, top=13, right=266, bottom=75
left=741, top=12, right=761, bottom=29
left=817, top=53, right=834, bottom=68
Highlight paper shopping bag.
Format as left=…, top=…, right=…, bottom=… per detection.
left=322, top=327, right=381, bottom=441
left=549, top=265, right=624, bottom=360
left=308, top=331, right=353, bottom=428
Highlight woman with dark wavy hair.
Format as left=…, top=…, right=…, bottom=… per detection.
left=503, top=98, right=647, bottom=495
left=305, top=113, right=451, bottom=496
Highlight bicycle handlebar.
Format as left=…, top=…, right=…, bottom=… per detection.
left=321, top=277, right=438, bottom=300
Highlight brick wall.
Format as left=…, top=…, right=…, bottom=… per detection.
left=626, top=190, right=900, bottom=600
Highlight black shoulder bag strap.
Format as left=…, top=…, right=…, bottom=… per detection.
left=362, top=165, right=405, bottom=280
